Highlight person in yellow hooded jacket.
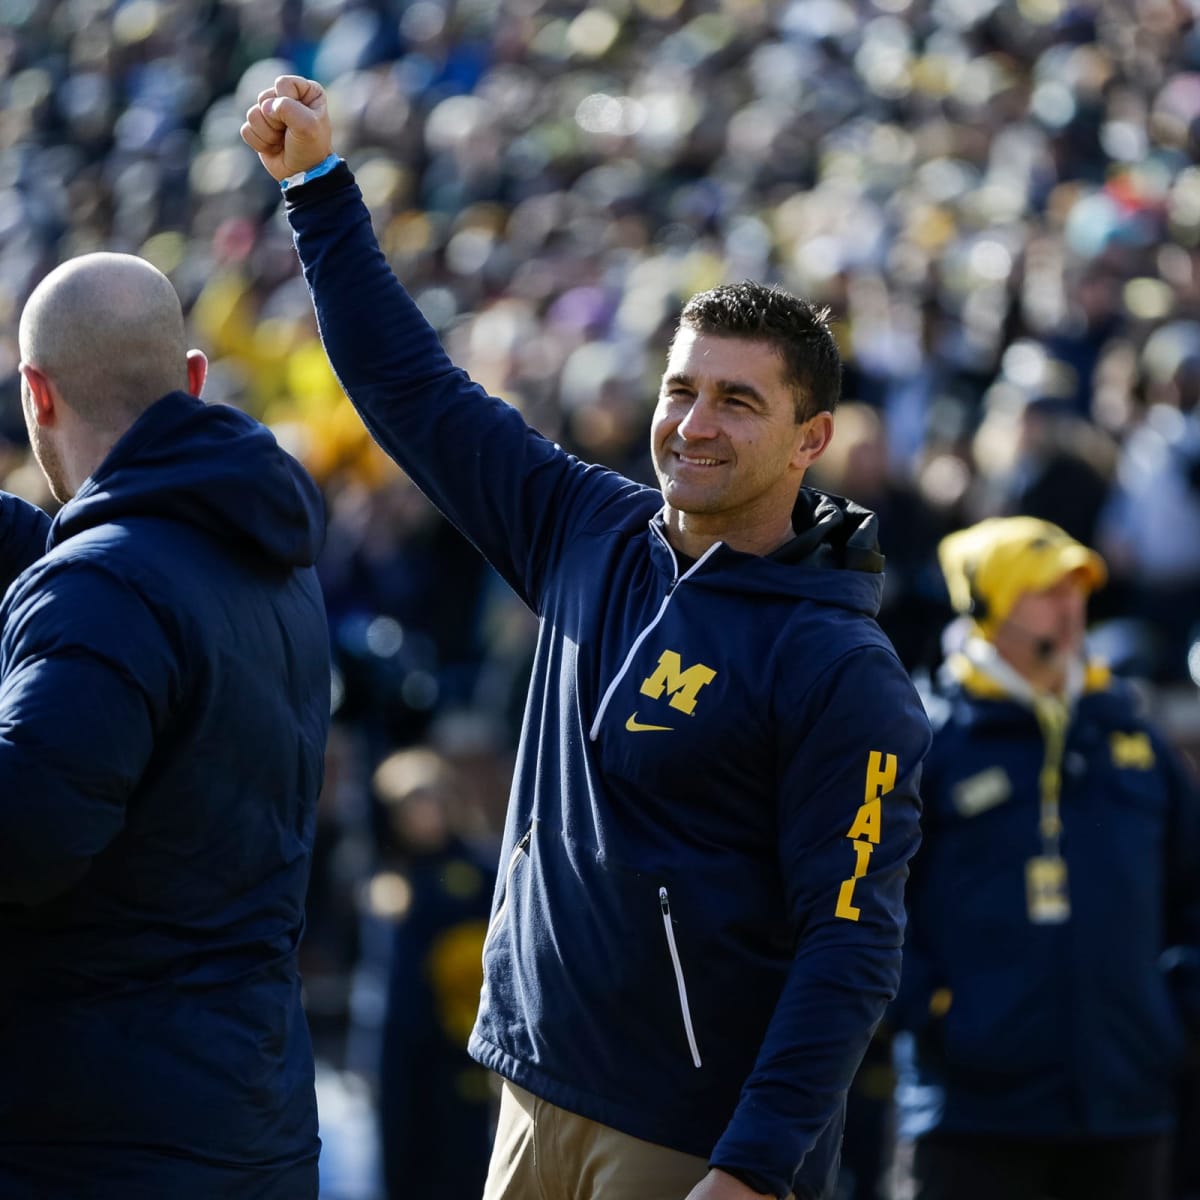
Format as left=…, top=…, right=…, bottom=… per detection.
left=891, top=516, right=1200, bottom=1200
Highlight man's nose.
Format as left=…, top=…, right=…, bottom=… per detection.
left=677, top=394, right=719, bottom=439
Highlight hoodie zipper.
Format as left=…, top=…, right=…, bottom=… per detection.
left=659, top=886, right=702, bottom=1069
left=588, top=534, right=721, bottom=741
left=483, top=825, right=533, bottom=955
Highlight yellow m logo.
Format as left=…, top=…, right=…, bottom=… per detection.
left=1110, top=731, right=1155, bottom=770
left=639, top=650, right=717, bottom=715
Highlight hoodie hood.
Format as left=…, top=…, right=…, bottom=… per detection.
left=652, top=486, right=887, bottom=617
left=50, top=391, right=325, bottom=567
left=776, top=487, right=886, bottom=570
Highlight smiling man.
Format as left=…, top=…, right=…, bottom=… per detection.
left=243, top=75, right=931, bottom=1200
left=654, top=304, right=835, bottom=558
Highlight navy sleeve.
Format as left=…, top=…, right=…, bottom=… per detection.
left=285, top=166, right=655, bottom=612
left=709, top=644, right=931, bottom=1198
left=0, top=563, right=178, bottom=905
left=0, top=492, right=50, bottom=596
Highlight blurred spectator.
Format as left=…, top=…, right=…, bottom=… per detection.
left=301, top=719, right=377, bottom=1057
left=808, top=401, right=953, bottom=672
left=969, top=347, right=1118, bottom=550
left=320, top=467, right=494, bottom=751
left=892, top=518, right=1200, bottom=1200
left=353, top=745, right=497, bottom=1200
left=1097, top=320, right=1200, bottom=682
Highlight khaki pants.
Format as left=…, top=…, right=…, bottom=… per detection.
left=481, top=1080, right=712, bottom=1200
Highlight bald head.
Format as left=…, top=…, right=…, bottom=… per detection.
left=19, top=253, right=190, bottom=431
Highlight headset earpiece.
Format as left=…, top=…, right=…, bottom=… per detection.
left=965, top=562, right=988, bottom=622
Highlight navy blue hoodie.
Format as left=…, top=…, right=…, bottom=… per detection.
left=287, top=164, right=930, bottom=1199
left=0, top=392, right=330, bottom=1198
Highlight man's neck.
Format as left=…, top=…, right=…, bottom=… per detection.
left=61, top=424, right=121, bottom=498
left=662, top=509, right=796, bottom=559
left=965, top=638, right=1080, bottom=704
left=993, top=642, right=1069, bottom=697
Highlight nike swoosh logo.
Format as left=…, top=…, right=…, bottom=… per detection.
left=625, top=712, right=673, bottom=733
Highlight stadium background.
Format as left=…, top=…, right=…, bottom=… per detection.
left=1, top=0, right=1199, bottom=1195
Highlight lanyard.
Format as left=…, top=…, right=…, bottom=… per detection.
left=1032, top=695, right=1068, bottom=854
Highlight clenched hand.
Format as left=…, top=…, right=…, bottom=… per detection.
left=240, top=74, right=334, bottom=182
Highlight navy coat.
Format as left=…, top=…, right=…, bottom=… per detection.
left=894, top=655, right=1200, bottom=1140
left=0, top=392, right=330, bottom=1198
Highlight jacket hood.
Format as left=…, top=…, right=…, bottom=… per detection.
left=654, top=486, right=887, bottom=617
left=50, top=391, right=325, bottom=567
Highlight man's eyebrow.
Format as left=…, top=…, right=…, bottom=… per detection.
left=662, top=373, right=767, bottom=405
left=717, top=379, right=767, bottom=404
left=663, top=371, right=694, bottom=390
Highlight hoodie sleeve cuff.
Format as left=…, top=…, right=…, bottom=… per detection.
left=282, top=160, right=355, bottom=208
left=711, top=1163, right=788, bottom=1198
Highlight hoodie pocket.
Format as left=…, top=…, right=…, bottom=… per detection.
left=482, top=824, right=532, bottom=960
left=658, top=886, right=702, bottom=1069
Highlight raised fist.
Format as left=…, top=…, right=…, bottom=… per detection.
left=240, top=75, right=334, bottom=183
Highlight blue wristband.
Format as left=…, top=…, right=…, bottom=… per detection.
left=280, top=153, right=341, bottom=192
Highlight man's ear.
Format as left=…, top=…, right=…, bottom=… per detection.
left=791, top=411, right=835, bottom=471
left=186, top=348, right=208, bottom=399
left=19, top=364, right=57, bottom=427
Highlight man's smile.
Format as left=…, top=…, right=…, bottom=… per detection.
left=674, top=451, right=725, bottom=467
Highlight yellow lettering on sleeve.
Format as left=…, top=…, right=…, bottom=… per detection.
left=846, top=798, right=881, bottom=844
left=835, top=841, right=875, bottom=921
left=865, top=750, right=897, bottom=801
left=835, top=751, right=898, bottom=922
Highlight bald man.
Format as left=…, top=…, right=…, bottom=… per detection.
left=0, top=253, right=331, bottom=1199
left=17, top=253, right=209, bottom=502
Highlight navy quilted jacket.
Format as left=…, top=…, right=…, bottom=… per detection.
left=0, top=392, right=330, bottom=1198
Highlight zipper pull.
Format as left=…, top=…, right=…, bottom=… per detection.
left=659, top=885, right=670, bottom=915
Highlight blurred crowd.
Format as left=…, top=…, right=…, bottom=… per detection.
left=2, top=0, right=1200, bottom=1196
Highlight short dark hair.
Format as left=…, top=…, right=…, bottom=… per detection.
left=674, top=281, right=842, bottom=422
